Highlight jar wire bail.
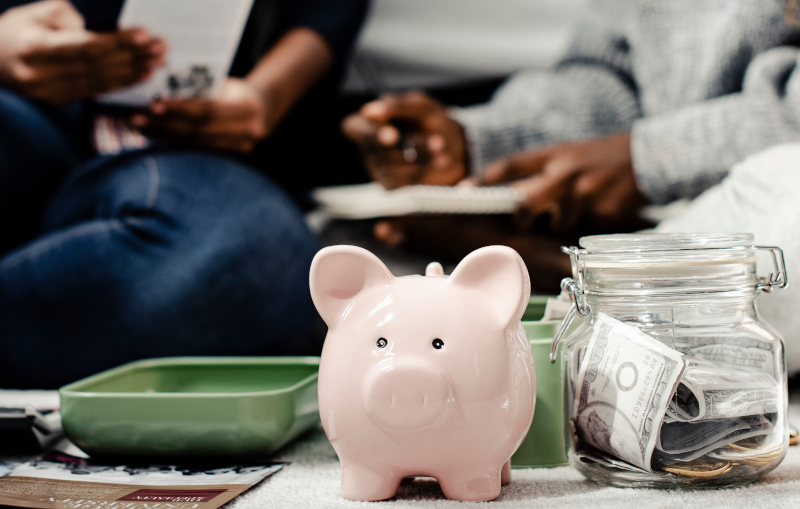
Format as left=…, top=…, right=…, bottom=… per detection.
left=754, top=246, right=788, bottom=292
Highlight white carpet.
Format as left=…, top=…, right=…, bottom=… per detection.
left=232, top=419, right=800, bottom=509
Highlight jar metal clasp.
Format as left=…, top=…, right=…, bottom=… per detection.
left=549, top=247, right=591, bottom=363
left=547, top=245, right=788, bottom=364
left=754, top=246, right=788, bottom=292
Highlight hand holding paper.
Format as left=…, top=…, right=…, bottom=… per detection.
left=99, top=0, right=255, bottom=107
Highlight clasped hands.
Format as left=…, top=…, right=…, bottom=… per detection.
left=0, top=0, right=271, bottom=153
left=343, top=92, right=646, bottom=233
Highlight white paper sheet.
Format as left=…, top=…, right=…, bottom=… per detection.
left=99, top=0, right=255, bottom=107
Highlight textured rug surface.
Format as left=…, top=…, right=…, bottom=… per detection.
left=2, top=393, right=799, bottom=509
left=227, top=403, right=800, bottom=509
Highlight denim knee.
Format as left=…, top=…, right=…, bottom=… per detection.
left=142, top=152, right=322, bottom=355
left=83, top=151, right=323, bottom=356
left=1, top=151, right=320, bottom=387
left=0, top=88, right=76, bottom=172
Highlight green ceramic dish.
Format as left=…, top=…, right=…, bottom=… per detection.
left=59, top=356, right=320, bottom=460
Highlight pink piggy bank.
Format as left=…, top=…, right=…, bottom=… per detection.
left=309, top=245, right=535, bottom=502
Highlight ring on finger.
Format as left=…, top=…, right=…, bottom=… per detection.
left=402, top=138, right=418, bottom=163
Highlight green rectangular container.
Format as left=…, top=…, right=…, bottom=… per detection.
left=521, top=295, right=550, bottom=321
left=511, top=296, right=570, bottom=468
left=59, top=357, right=320, bottom=460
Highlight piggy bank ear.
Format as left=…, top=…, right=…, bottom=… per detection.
left=448, top=246, right=531, bottom=329
left=309, top=245, right=394, bottom=327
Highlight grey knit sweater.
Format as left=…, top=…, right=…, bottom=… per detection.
left=452, top=0, right=800, bottom=204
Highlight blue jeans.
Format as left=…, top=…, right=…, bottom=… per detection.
left=0, top=89, right=320, bottom=388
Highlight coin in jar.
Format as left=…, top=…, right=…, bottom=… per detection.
left=663, top=461, right=733, bottom=478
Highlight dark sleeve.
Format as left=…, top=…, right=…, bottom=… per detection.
left=0, top=1, right=123, bottom=30
left=280, top=0, right=370, bottom=60
left=0, top=0, right=33, bottom=14
left=69, top=0, right=124, bottom=30
left=230, top=0, right=369, bottom=76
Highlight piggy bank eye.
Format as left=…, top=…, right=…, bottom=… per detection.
left=376, top=337, right=388, bottom=348
left=432, top=338, right=444, bottom=349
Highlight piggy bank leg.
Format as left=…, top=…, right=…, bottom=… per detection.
left=501, top=459, right=512, bottom=484
left=438, top=466, right=503, bottom=502
left=340, top=462, right=401, bottom=501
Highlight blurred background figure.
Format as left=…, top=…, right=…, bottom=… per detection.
left=653, top=143, right=800, bottom=372
left=314, top=0, right=590, bottom=281
left=342, top=0, right=800, bottom=292
left=128, top=0, right=370, bottom=199
left=0, top=0, right=367, bottom=388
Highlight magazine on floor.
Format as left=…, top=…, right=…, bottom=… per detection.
left=0, top=453, right=284, bottom=509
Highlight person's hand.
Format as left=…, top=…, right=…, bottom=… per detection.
left=0, top=0, right=165, bottom=104
left=342, top=92, right=467, bottom=189
left=131, top=78, right=272, bottom=153
left=479, top=133, right=646, bottom=231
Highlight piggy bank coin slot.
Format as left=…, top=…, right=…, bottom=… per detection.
left=377, top=338, right=388, bottom=349
left=432, top=338, right=444, bottom=350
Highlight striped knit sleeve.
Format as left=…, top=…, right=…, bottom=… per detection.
left=450, top=0, right=641, bottom=175
left=631, top=47, right=800, bottom=204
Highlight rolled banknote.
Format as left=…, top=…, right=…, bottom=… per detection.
left=665, top=358, right=779, bottom=422
left=572, top=313, right=685, bottom=471
left=681, top=336, right=777, bottom=379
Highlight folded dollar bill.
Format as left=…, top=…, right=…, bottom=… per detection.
left=655, top=414, right=775, bottom=462
left=666, top=358, right=779, bottom=422
left=573, top=449, right=650, bottom=475
left=680, top=335, right=778, bottom=379
left=572, top=313, right=685, bottom=471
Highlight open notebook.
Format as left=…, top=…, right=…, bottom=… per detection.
left=312, top=182, right=526, bottom=219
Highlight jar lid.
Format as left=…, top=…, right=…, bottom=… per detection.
left=578, top=233, right=757, bottom=268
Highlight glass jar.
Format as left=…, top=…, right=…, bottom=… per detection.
left=551, top=233, right=788, bottom=489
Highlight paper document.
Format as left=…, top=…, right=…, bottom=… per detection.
left=312, top=182, right=526, bottom=219
left=0, top=453, right=284, bottom=509
left=99, top=0, right=255, bottom=107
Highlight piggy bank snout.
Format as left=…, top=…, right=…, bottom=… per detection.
left=365, top=364, right=450, bottom=430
